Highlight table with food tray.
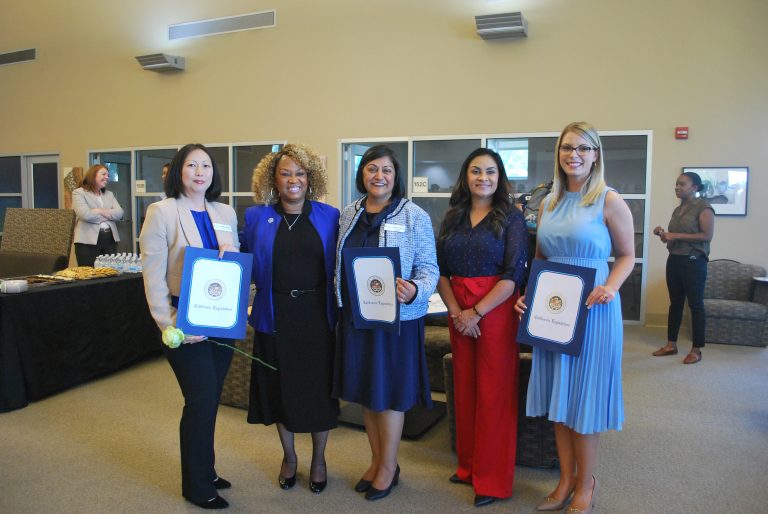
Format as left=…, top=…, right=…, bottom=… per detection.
left=0, top=271, right=162, bottom=412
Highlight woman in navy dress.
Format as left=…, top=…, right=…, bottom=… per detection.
left=241, top=144, right=339, bottom=494
left=437, top=148, right=528, bottom=508
left=334, top=145, right=439, bottom=501
left=515, top=122, right=634, bottom=513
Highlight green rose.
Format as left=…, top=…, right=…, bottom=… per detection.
left=162, top=326, right=185, bottom=349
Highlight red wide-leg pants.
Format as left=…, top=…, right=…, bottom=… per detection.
left=450, top=275, right=519, bottom=498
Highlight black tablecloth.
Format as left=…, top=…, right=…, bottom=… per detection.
left=0, top=274, right=162, bottom=412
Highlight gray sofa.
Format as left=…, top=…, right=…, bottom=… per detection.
left=424, top=314, right=452, bottom=392
left=693, top=259, right=768, bottom=347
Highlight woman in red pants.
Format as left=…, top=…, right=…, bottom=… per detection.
left=437, top=148, right=528, bottom=508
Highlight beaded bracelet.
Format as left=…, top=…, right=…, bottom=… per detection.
left=472, top=306, right=484, bottom=319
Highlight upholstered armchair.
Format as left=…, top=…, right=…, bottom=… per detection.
left=697, top=259, right=768, bottom=347
left=0, top=208, right=75, bottom=278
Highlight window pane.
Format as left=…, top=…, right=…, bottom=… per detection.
left=207, top=147, right=230, bottom=191
left=602, top=135, right=647, bottom=194
left=232, top=196, right=257, bottom=230
left=91, top=152, right=133, bottom=252
left=608, top=262, right=642, bottom=321
left=413, top=139, right=480, bottom=193
left=412, top=196, right=450, bottom=239
left=234, top=144, right=282, bottom=193
left=0, top=197, right=23, bottom=233
left=341, top=141, right=408, bottom=206
left=488, top=137, right=558, bottom=195
left=609, top=199, right=645, bottom=259
left=0, top=156, right=22, bottom=193
left=136, top=149, right=176, bottom=192
left=135, top=196, right=163, bottom=241
left=487, top=138, right=529, bottom=180
left=627, top=199, right=645, bottom=259
left=32, top=162, right=59, bottom=208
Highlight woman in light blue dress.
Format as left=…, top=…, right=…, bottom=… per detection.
left=515, top=122, right=634, bottom=514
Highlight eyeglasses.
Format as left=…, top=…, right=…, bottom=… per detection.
left=559, top=144, right=597, bottom=155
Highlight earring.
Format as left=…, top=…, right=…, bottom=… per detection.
left=269, top=188, right=278, bottom=202
left=308, top=185, right=313, bottom=197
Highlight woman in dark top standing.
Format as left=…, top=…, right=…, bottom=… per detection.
left=242, top=144, right=340, bottom=493
left=436, top=148, right=528, bottom=508
left=652, top=171, right=714, bottom=364
left=334, top=145, right=439, bottom=502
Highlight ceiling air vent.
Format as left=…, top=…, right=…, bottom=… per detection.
left=135, top=53, right=185, bottom=72
left=0, top=48, right=36, bottom=67
left=169, top=9, right=276, bottom=41
left=475, top=12, right=528, bottom=40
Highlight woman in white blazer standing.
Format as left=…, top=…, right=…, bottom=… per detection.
left=72, top=164, right=123, bottom=266
left=140, top=143, right=239, bottom=510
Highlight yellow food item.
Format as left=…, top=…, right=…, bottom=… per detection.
left=54, top=266, right=119, bottom=280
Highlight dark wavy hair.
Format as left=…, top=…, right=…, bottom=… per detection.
left=438, top=148, right=514, bottom=241
left=355, top=144, right=405, bottom=198
left=165, top=143, right=222, bottom=201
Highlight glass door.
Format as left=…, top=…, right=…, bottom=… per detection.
left=135, top=147, right=178, bottom=250
left=340, top=140, right=408, bottom=207
left=25, top=155, right=60, bottom=208
left=90, top=151, right=133, bottom=253
left=0, top=156, right=23, bottom=236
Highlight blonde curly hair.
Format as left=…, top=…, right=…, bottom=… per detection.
left=251, top=143, right=328, bottom=205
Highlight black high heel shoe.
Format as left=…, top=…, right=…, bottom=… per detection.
left=187, top=495, right=229, bottom=509
left=364, top=465, right=400, bottom=501
left=354, top=478, right=372, bottom=493
left=474, top=495, right=496, bottom=507
left=278, top=460, right=297, bottom=490
left=309, top=461, right=327, bottom=494
left=213, top=477, right=231, bottom=490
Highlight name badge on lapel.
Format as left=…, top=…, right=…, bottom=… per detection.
left=213, top=223, right=232, bottom=232
left=383, top=223, right=406, bottom=233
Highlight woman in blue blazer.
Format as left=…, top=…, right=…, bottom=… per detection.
left=241, top=144, right=340, bottom=494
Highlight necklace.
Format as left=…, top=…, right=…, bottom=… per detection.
left=283, top=213, right=301, bottom=231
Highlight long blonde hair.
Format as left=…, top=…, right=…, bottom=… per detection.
left=547, top=121, right=607, bottom=211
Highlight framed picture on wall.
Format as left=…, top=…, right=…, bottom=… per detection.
left=682, top=166, right=749, bottom=216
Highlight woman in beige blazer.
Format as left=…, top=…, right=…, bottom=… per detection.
left=140, top=143, right=239, bottom=510
left=72, top=164, right=123, bottom=266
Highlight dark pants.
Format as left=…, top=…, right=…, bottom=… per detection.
left=74, top=229, right=117, bottom=266
left=163, top=339, right=233, bottom=503
left=666, top=254, right=707, bottom=348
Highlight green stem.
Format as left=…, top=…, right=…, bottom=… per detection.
left=210, top=340, right=277, bottom=371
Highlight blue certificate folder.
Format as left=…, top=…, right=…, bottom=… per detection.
left=176, top=248, right=252, bottom=339
left=343, top=247, right=401, bottom=333
left=517, top=259, right=596, bottom=356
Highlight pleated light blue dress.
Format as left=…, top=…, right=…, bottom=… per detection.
left=526, top=189, right=624, bottom=434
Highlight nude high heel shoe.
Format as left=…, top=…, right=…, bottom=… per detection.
left=566, top=476, right=598, bottom=514
left=537, top=485, right=575, bottom=511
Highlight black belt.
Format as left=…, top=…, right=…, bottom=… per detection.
left=273, top=288, right=321, bottom=298
left=99, top=227, right=112, bottom=233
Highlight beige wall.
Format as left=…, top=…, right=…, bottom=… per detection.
left=1, top=0, right=766, bottom=324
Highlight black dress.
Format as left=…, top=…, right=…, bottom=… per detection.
left=247, top=205, right=339, bottom=432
